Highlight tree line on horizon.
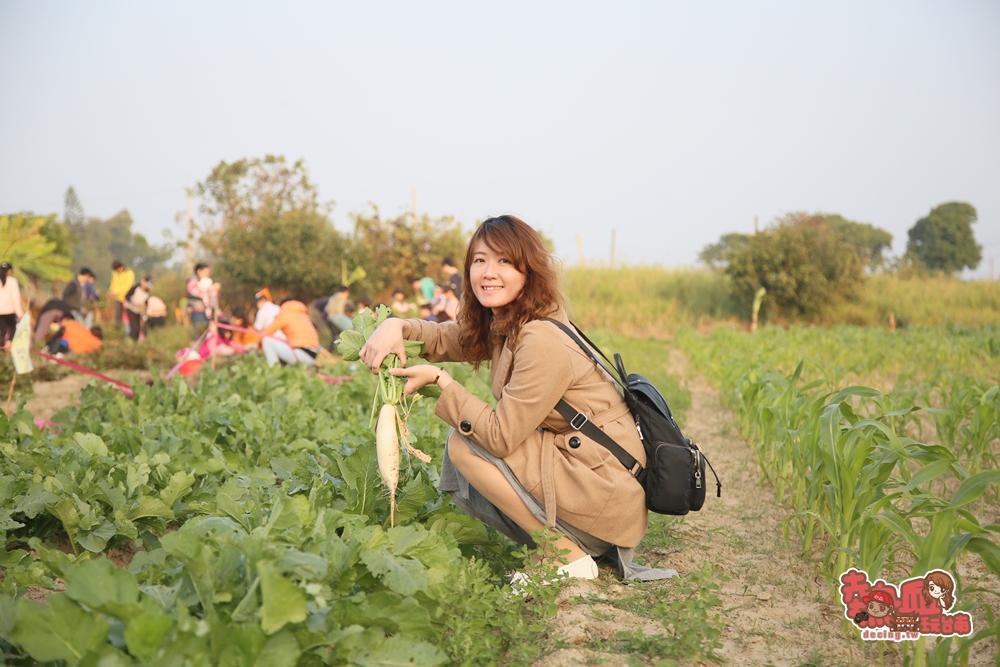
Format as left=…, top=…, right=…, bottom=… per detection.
left=3, top=154, right=986, bottom=322
left=698, top=203, right=983, bottom=320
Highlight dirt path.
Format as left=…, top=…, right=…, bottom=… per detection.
left=536, top=348, right=996, bottom=666
left=661, top=348, right=866, bottom=666
left=23, top=374, right=93, bottom=420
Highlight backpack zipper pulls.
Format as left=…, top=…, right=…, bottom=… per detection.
left=694, top=450, right=702, bottom=489
left=635, top=415, right=644, bottom=441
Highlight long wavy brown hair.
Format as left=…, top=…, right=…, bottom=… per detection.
left=457, top=216, right=565, bottom=368
left=921, top=570, right=955, bottom=610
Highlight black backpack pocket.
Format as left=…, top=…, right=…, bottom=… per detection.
left=645, top=440, right=707, bottom=515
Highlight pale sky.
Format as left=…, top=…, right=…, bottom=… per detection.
left=2, top=1, right=998, bottom=276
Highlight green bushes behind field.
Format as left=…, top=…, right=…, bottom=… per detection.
left=564, top=265, right=1000, bottom=334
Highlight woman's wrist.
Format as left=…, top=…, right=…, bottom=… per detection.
left=399, top=318, right=412, bottom=339
left=436, top=370, right=453, bottom=390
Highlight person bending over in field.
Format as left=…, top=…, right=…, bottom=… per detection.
left=360, top=215, right=674, bottom=582
left=261, top=297, right=321, bottom=367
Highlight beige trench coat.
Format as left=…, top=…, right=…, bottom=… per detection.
left=403, top=313, right=648, bottom=548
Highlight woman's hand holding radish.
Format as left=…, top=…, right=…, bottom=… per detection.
left=359, top=318, right=407, bottom=374
left=389, top=365, right=453, bottom=396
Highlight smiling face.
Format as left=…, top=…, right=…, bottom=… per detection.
left=469, top=240, right=527, bottom=312
left=927, top=581, right=944, bottom=599
left=867, top=601, right=892, bottom=618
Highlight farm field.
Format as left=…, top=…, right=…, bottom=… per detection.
left=677, top=324, right=1000, bottom=665
left=0, top=323, right=997, bottom=666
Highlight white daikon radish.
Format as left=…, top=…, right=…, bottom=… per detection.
left=376, top=403, right=400, bottom=526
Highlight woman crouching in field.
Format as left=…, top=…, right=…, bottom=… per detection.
left=360, top=215, right=674, bottom=581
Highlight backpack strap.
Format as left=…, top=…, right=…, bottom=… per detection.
left=553, top=398, right=645, bottom=483
left=542, top=318, right=646, bottom=482
left=540, top=318, right=627, bottom=392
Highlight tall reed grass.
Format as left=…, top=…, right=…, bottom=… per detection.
left=563, top=265, right=1000, bottom=333
left=563, top=266, right=742, bottom=335
left=829, top=274, right=1000, bottom=328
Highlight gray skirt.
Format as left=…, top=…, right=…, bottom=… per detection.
left=439, top=428, right=678, bottom=581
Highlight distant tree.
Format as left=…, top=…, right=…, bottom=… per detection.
left=212, top=209, right=346, bottom=306
left=348, top=206, right=469, bottom=300
left=34, top=213, right=73, bottom=260
left=196, top=155, right=320, bottom=230
left=68, top=210, right=174, bottom=287
left=906, top=202, right=982, bottom=273
left=64, top=186, right=85, bottom=226
left=703, top=213, right=892, bottom=275
left=725, top=216, right=863, bottom=320
left=698, top=232, right=752, bottom=268
left=823, top=214, right=893, bottom=270
left=196, top=155, right=342, bottom=305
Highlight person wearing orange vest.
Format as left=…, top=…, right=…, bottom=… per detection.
left=260, top=298, right=320, bottom=367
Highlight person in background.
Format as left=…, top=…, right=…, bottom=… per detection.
left=124, top=276, right=152, bottom=342
left=323, top=285, right=351, bottom=334
left=308, top=295, right=337, bottom=345
left=410, top=276, right=434, bottom=305
left=261, top=297, right=320, bottom=367
left=146, top=292, right=168, bottom=329
left=329, top=301, right=354, bottom=336
left=59, top=315, right=102, bottom=354
left=389, top=287, right=417, bottom=317
left=229, top=307, right=261, bottom=349
left=186, top=263, right=212, bottom=336
left=109, top=260, right=135, bottom=332
left=254, top=288, right=286, bottom=341
left=81, top=269, right=99, bottom=326
left=357, top=297, right=373, bottom=318
left=441, top=257, right=462, bottom=298
left=42, top=316, right=68, bottom=355
left=430, top=283, right=446, bottom=319
left=34, top=299, right=71, bottom=345
left=438, top=283, right=460, bottom=322
left=62, top=268, right=97, bottom=327
left=0, top=262, right=24, bottom=346
left=198, top=274, right=221, bottom=318
left=419, top=303, right=434, bottom=321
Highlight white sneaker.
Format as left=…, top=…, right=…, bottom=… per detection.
left=509, top=555, right=599, bottom=594
left=558, top=554, right=599, bottom=579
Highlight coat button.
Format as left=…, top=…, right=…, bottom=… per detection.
left=568, top=436, right=581, bottom=449
left=460, top=420, right=472, bottom=433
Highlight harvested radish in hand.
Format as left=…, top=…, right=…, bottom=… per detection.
left=337, top=304, right=438, bottom=526
left=376, top=403, right=400, bottom=525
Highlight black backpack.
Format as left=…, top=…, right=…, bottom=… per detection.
left=543, top=319, right=721, bottom=515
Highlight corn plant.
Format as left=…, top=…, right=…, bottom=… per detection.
left=678, top=324, right=1000, bottom=660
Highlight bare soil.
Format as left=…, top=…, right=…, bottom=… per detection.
left=533, top=348, right=998, bottom=666
left=23, top=373, right=93, bottom=421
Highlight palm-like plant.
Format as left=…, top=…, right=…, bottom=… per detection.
left=0, top=215, right=73, bottom=302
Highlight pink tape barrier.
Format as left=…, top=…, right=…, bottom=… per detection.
left=31, top=350, right=134, bottom=397
left=33, top=419, right=61, bottom=434
left=165, top=328, right=210, bottom=380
